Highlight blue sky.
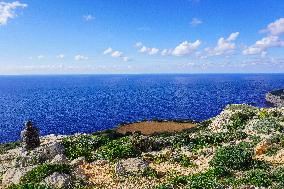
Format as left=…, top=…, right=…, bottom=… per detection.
left=0, top=0, right=284, bottom=74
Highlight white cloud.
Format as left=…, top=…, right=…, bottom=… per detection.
left=37, top=55, right=44, bottom=59
left=75, top=55, right=88, bottom=61
left=103, top=47, right=130, bottom=61
left=243, top=35, right=284, bottom=55
left=123, top=57, right=130, bottom=62
left=111, top=51, right=123, bottom=58
left=161, top=49, right=172, bottom=56
left=136, top=43, right=160, bottom=55
left=262, top=18, right=284, bottom=36
left=83, top=14, right=95, bottom=21
left=206, top=32, right=239, bottom=56
left=103, top=47, right=113, bottom=55
left=190, top=18, right=202, bottom=26
left=57, top=54, right=65, bottom=59
left=227, top=32, right=240, bottom=41
left=135, top=42, right=143, bottom=48
left=172, top=40, right=201, bottom=56
left=0, top=1, right=27, bottom=25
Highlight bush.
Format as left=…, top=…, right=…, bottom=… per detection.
left=0, top=141, right=20, bottom=154
left=7, top=183, right=51, bottom=189
left=21, top=164, right=72, bottom=184
left=272, top=166, right=284, bottom=185
left=96, top=137, right=141, bottom=161
left=252, top=118, right=283, bottom=134
left=142, top=167, right=158, bottom=178
left=187, top=131, right=247, bottom=151
left=244, top=169, right=272, bottom=187
left=210, top=145, right=253, bottom=170
left=156, top=167, right=229, bottom=189
left=62, top=135, right=110, bottom=161
left=172, top=154, right=196, bottom=167
left=226, top=112, right=253, bottom=131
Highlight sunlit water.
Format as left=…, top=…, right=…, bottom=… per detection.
left=0, top=74, right=284, bottom=143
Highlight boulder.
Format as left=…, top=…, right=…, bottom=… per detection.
left=70, top=157, right=86, bottom=166
left=50, top=154, right=69, bottom=164
left=43, top=172, right=71, bottom=188
left=2, top=166, right=35, bottom=187
left=115, top=158, right=149, bottom=176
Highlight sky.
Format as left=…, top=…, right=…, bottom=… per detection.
left=0, top=0, right=284, bottom=74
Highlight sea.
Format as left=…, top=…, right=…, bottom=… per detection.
left=0, top=74, right=284, bottom=143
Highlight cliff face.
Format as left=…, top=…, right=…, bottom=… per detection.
left=266, top=89, right=284, bottom=107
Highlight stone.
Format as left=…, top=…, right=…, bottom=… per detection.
left=2, top=166, right=35, bottom=187
left=70, top=157, right=86, bottom=166
left=50, top=154, right=68, bottom=164
left=43, top=172, right=71, bottom=188
left=115, top=158, right=149, bottom=176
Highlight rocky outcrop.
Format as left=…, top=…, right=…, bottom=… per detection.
left=43, top=172, right=72, bottom=188
left=266, top=89, right=284, bottom=107
left=115, top=158, right=149, bottom=176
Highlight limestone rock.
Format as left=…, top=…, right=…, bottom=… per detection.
left=50, top=154, right=68, bottom=164
left=115, top=158, right=149, bottom=176
left=2, top=166, right=35, bottom=187
left=43, top=172, right=71, bottom=188
left=70, top=157, right=86, bottom=166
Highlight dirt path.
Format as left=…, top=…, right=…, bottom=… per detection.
left=116, top=121, right=196, bottom=135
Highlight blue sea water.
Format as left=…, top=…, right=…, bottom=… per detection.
left=0, top=74, right=284, bottom=143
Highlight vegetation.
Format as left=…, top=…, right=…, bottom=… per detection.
left=210, top=144, right=253, bottom=170
left=7, top=183, right=51, bottom=189
left=95, top=137, right=141, bottom=161
left=0, top=141, right=20, bottom=154
left=21, top=164, right=72, bottom=184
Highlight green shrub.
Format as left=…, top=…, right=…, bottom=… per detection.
left=226, top=112, right=253, bottom=131
left=210, top=145, right=253, bottom=170
left=266, top=145, right=281, bottom=156
left=244, top=169, right=272, bottom=187
left=96, top=137, right=141, bottom=161
left=0, top=141, right=20, bottom=154
left=253, top=118, right=283, bottom=134
left=258, top=110, right=269, bottom=119
left=272, top=166, right=284, bottom=185
left=187, top=131, right=247, bottom=151
left=62, top=135, right=110, bottom=161
left=142, top=167, right=158, bottom=178
left=21, top=164, right=72, bottom=184
left=156, top=167, right=229, bottom=189
left=172, top=154, right=196, bottom=167
left=7, top=183, right=51, bottom=189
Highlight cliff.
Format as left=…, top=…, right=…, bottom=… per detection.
left=1, top=104, right=284, bottom=189
left=266, top=89, right=284, bottom=107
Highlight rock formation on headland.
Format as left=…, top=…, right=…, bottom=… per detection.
left=1, top=104, right=284, bottom=188
left=266, top=89, right=284, bottom=107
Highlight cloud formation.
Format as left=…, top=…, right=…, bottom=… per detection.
left=0, top=1, right=27, bottom=25
left=190, top=18, right=202, bottom=27
left=135, top=42, right=160, bottom=55
left=83, top=14, right=95, bottom=21
left=206, top=32, right=239, bottom=56
left=172, top=40, right=202, bottom=56
left=75, top=55, right=89, bottom=61
left=243, top=35, right=284, bottom=55
left=103, top=47, right=130, bottom=62
left=262, top=18, right=284, bottom=36
left=57, top=54, right=65, bottom=59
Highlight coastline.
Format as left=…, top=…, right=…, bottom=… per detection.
left=266, top=89, right=284, bottom=107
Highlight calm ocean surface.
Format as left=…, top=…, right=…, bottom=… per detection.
left=0, top=74, right=284, bottom=143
